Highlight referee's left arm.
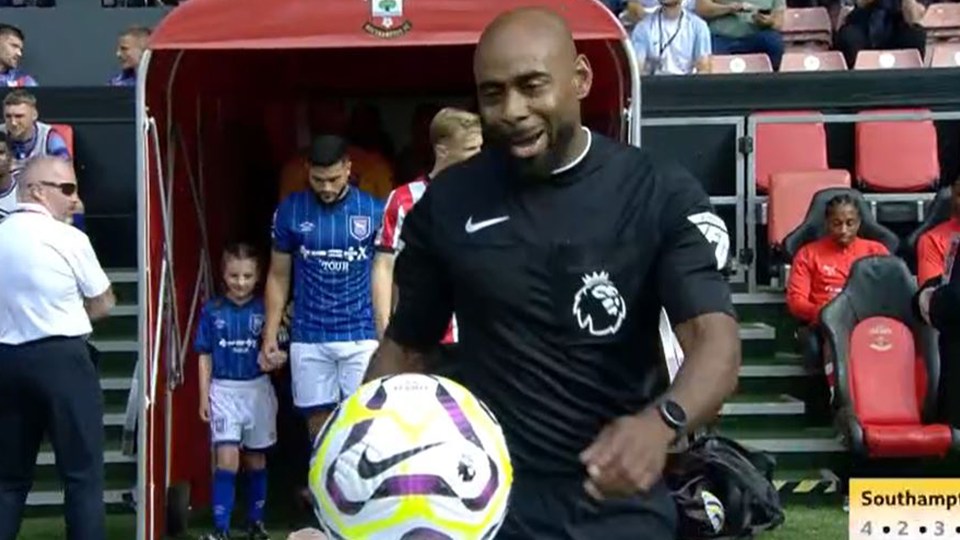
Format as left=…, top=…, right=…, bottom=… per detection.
left=655, top=169, right=741, bottom=432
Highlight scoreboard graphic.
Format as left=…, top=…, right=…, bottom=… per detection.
left=850, top=479, right=960, bottom=539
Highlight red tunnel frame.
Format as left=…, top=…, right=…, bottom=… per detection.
left=135, top=1, right=641, bottom=538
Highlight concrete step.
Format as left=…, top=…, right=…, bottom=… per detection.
left=722, top=394, right=806, bottom=416
left=106, top=268, right=138, bottom=283
left=740, top=352, right=815, bottom=378
left=739, top=321, right=775, bottom=341
left=110, top=304, right=138, bottom=317
left=27, top=490, right=129, bottom=507
left=90, top=339, right=137, bottom=353
left=101, top=376, right=133, bottom=391
left=727, top=426, right=845, bottom=454
left=37, top=450, right=134, bottom=466
left=773, top=468, right=841, bottom=498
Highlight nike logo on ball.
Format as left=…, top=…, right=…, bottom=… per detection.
left=465, top=215, right=510, bottom=234
left=356, top=442, right=443, bottom=479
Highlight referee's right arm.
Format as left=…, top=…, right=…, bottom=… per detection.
left=364, top=189, right=454, bottom=381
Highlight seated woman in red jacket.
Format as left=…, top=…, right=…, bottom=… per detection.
left=787, top=194, right=890, bottom=396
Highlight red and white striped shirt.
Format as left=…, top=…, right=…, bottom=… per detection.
left=375, top=176, right=458, bottom=344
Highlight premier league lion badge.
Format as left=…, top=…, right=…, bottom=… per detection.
left=350, top=215, right=372, bottom=241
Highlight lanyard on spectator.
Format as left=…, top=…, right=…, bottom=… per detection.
left=657, top=10, right=684, bottom=63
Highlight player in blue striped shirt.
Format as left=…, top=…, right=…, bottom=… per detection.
left=261, top=134, right=384, bottom=442
left=195, top=243, right=279, bottom=540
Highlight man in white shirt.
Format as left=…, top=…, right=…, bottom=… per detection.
left=0, top=156, right=115, bottom=540
left=0, top=132, right=14, bottom=221
left=631, top=0, right=713, bottom=75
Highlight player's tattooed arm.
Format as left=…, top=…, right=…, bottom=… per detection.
left=667, top=312, right=741, bottom=428
left=363, top=337, right=427, bottom=382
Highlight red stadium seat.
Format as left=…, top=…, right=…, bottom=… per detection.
left=782, top=7, right=833, bottom=50
left=781, top=187, right=900, bottom=262
left=928, top=42, right=960, bottom=67
left=767, top=170, right=852, bottom=249
left=922, top=3, right=960, bottom=41
left=49, top=123, right=75, bottom=159
left=854, top=48, right=923, bottom=69
left=780, top=51, right=847, bottom=72
left=753, top=110, right=828, bottom=194
left=710, top=54, right=773, bottom=73
left=855, top=108, right=939, bottom=192
left=820, top=256, right=957, bottom=458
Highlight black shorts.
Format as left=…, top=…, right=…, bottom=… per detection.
left=495, top=474, right=678, bottom=540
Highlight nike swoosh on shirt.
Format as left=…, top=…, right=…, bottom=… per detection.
left=465, top=215, right=510, bottom=234
left=356, top=442, right=443, bottom=480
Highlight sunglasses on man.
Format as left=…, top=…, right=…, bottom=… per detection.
left=40, top=181, right=78, bottom=196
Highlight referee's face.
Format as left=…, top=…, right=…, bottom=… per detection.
left=474, top=22, right=590, bottom=178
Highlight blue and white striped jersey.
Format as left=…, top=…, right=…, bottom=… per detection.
left=272, top=187, right=384, bottom=343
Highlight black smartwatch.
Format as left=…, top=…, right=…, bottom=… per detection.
left=657, top=399, right=688, bottom=440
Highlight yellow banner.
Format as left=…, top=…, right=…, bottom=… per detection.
left=849, top=478, right=960, bottom=539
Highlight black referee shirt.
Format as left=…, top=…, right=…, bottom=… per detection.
left=387, top=130, right=736, bottom=475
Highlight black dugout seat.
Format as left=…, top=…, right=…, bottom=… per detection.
left=782, top=187, right=901, bottom=262
left=819, top=255, right=958, bottom=458
left=903, top=187, right=953, bottom=271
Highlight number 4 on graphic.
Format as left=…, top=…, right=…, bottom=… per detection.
left=860, top=521, right=872, bottom=536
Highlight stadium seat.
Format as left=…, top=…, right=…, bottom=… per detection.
left=49, top=123, right=75, bottom=158
left=781, top=187, right=901, bottom=262
left=768, top=170, right=853, bottom=251
left=928, top=42, right=960, bottom=67
left=855, top=108, right=939, bottom=192
left=820, top=256, right=957, bottom=458
left=782, top=7, right=833, bottom=50
left=903, top=187, right=953, bottom=270
left=710, top=54, right=773, bottom=74
left=854, top=48, right=924, bottom=69
left=780, top=51, right=847, bottom=72
left=922, top=3, right=960, bottom=41
left=753, top=110, right=828, bottom=194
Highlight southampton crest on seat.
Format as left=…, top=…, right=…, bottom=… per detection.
left=363, top=0, right=413, bottom=39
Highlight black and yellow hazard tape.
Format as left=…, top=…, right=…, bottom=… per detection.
left=774, top=479, right=839, bottom=495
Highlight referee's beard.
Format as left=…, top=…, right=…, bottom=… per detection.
left=499, top=122, right=580, bottom=181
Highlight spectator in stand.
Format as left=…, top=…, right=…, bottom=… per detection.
left=835, top=0, right=926, bottom=69
left=110, top=25, right=151, bottom=87
left=631, top=0, right=713, bottom=75
left=696, top=0, right=785, bottom=70
left=0, top=133, right=15, bottom=222
left=786, top=194, right=889, bottom=400
left=916, top=177, right=960, bottom=286
left=0, top=90, right=84, bottom=230
left=372, top=108, right=483, bottom=376
left=0, top=25, right=36, bottom=88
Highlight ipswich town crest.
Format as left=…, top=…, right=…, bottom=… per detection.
left=363, top=0, right=412, bottom=39
left=350, top=215, right=372, bottom=241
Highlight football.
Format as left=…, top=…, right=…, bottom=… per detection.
left=309, top=373, right=513, bottom=539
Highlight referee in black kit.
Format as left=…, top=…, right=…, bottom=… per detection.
left=364, top=6, right=741, bottom=540
left=0, top=156, right=115, bottom=540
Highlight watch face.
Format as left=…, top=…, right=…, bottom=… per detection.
left=665, top=400, right=687, bottom=425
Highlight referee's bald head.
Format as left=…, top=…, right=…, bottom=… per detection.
left=19, top=156, right=79, bottom=222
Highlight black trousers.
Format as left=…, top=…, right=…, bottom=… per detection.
left=0, top=336, right=105, bottom=540
left=836, top=21, right=927, bottom=69
left=496, top=475, right=677, bottom=539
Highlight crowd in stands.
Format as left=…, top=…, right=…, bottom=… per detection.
left=603, top=0, right=960, bottom=73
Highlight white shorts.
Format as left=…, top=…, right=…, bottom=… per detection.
left=290, top=340, right=378, bottom=411
left=209, top=376, right=278, bottom=450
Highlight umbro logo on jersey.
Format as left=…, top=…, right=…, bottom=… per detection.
left=465, top=215, right=509, bottom=234
left=356, top=442, right=443, bottom=480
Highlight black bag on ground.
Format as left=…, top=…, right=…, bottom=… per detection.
left=665, top=434, right=785, bottom=539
